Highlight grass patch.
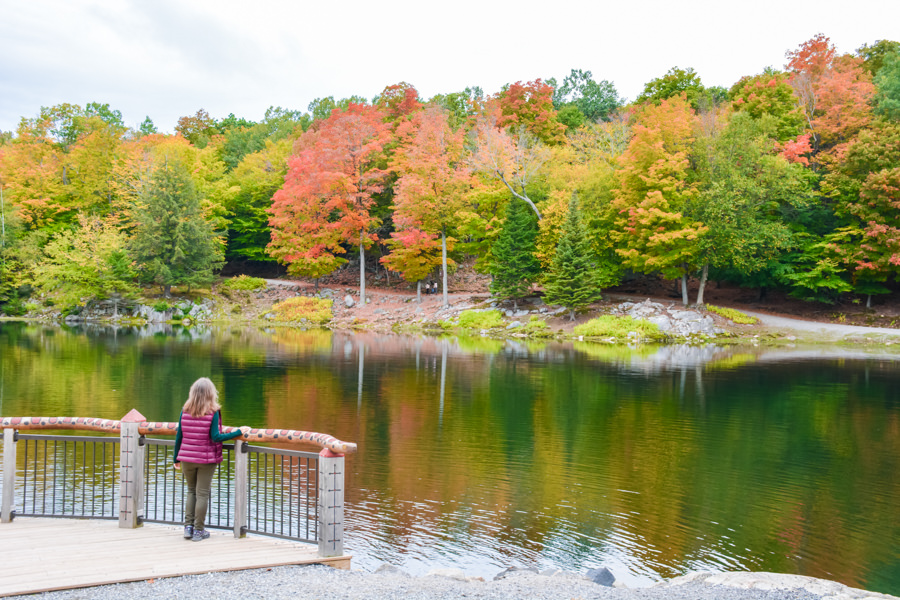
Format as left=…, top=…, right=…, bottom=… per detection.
left=220, top=275, right=267, bottom=292
left=706, top=304, right=757, bottom=324
left=270, top=297, right=333, bottom=324
left=522, top=316, right=552, bottom=337
left=573, top=315, right=664, bottom=341
left=457, top=309, right=504, bottom=329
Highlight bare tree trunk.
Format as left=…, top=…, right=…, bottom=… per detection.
left=441, top=228, right=448, bottom=309
left=681, top=266, right=689, bottom=306
left=569, top=309, right=576, bottom=321
left=695, top=264, right=709, bottom=306
left=164, top=284, right=172, bottom=298
left=417, top=281, right=422, bottom=303
left=359, top=230, right=366, bottom=307
left=867, top=294, right=872, bottom=309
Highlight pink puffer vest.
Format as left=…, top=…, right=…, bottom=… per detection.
left=176, top=411, right=223, bottom=464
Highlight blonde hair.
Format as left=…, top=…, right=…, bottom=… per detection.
left=183, top=377, right=222, bottom=417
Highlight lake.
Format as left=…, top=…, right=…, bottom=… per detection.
left=1, top=321, right=898, bottom=594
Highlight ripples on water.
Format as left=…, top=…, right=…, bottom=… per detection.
left=1, top=324, right=899, bottom=594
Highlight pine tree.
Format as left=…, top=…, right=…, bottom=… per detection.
left=489, top=199, right=540, bottom=309
left=543, top=194, right=602, bottom=321
left=130, top=162, right=224, bottom=296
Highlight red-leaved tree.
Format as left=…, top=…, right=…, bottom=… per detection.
left=268, top=104, right=390, bottom=301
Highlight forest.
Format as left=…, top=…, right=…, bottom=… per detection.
left=0, top=33, right=898, bottom=317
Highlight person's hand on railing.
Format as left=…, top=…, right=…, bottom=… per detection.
left=174, top=462, right=181, bottom=471
left=239, top=426, right=251, bottom=438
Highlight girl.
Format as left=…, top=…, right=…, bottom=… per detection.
left=174, top=377, right=250, bottom=541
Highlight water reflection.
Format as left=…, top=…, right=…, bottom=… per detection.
left=1, top=322, right=899, bottom=595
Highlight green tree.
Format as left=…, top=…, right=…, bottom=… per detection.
left=130, top=162, right=224, bottom=296
left=549, top=69, right=621, bottom=122
left=489, top=197, right=540, bottom=309
left=33, top=214, right=137, bottom=310
left=543, top=194, right=602, bottom=321
left=692, top=112, right=812, bottom=304
left=637, top=67, right=709, bottom=110
left=874, top=51, right=900, bottom=120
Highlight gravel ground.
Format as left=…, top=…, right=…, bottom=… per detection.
left=9, top=565, right=872, bottom=600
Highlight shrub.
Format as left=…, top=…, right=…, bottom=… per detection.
left=220, top=275, right=267, bottom=292
left=573, top=315, right=663, bottom=341
left=706, top=305, right=757, bottom=324
left=153, top=300, right=171, bottom=313
left=270, top=297, right=332, bottom=324
left=457, top=309, right=504, bottom=329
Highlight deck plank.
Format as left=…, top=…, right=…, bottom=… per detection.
left=0, top=517, right=350, bottom=597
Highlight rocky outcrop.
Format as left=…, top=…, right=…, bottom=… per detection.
left=611, top=298, right=724, bottom=338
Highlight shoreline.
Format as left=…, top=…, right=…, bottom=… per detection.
left=8, top=563, right=898, bottom=600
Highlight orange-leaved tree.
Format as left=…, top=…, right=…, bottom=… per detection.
left=389, top=106, right=469, bottom=307
left=268, top=103, right=390, bottom=301
left=610, top=95, right=707, bottom=305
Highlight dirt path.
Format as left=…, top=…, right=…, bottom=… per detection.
left=742, top=309, right=900, bottom=340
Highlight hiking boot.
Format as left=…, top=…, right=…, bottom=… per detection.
left=192, top=528, right=210, bottom=542
left=183, top=525, right=193, bottom=539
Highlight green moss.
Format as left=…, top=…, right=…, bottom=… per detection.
left=706, top=304, right=758, bottom=324
left=220, top=275, right=267, bottom=292
left=573, top=315, right=665, bottom=341
left=457, top=309, right=504, bottom=329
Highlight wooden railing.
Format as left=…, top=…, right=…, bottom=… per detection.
left=1, top=411, right=356, bottom=558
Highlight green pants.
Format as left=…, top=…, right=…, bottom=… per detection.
left=182, top=462, right=217, bottom=531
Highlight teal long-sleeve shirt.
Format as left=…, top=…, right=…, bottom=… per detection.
left=173, top=411, right=242, bottom=463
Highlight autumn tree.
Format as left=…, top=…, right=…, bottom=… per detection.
left=543, top=194, right=602, bottom=320
left=174, top=109, right=219, bottom=148
left=495, top=80, right=566, bottom=145
left=469, top=113, right=549, bottom=220
left=389, top=107, right=468, bottom=307
left=730, top=69, right=805, bottom=141
left=610, top=95, right=707, bottom=305
left=130, top=162, right=224, bottom=296
left=33, top=214, right=136, bottom=312
left=268, top=104, right=390, bottom=303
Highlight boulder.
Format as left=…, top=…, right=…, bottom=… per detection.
left=586, top=566, right=616, bottom=586
left=344, top=295, right=355, bottom=308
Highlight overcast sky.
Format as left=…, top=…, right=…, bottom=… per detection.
left=2, top=0, right=898, bottom=133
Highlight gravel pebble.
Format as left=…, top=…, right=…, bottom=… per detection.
left=9, top=565, right=834, bottom=600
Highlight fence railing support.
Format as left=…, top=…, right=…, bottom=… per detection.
left=317, top=449, right=344, bottom=558
left=118, top=410, right=145, bottom=528
left=1, top=428, right=15, bottom=523
left=233, top=439, right=248, bottom=539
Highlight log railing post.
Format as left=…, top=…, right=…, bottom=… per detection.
left=233, top=439, right=248, bottom=538
left=2, top=428, right=15, bottom=523
left=118, top=410, right=145, bottom=529
left=317, top=449, right=345, bottom=557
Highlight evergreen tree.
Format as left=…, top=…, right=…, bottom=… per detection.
left=489, top=199, right=541, bottom=309
left=130, top=163, right=224, bottom=296
left=543, top=194, right=602, bottom=321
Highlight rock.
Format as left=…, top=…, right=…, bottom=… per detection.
left=374, top=564, right=409, bottom=577
left=494, top=566, right=540, bottom=581
left=373, top=309, right=385, bottom=315
left=506, top=321, right=523, bottom=329
left=513, top=310, right=529, bottom=318
left=586, top=566, right=616, bottom=586
left=504, top=310, right=514, bottom=317
left=344, top=295, right=355, bottom=308
left=648, top=315, right=672, bottom=332
left=528, top=297, right=545, bottom=306
left=426, top=568, right=467, bottom=581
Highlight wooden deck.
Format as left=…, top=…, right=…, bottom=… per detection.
left=0, top=518, right=351, bottom=597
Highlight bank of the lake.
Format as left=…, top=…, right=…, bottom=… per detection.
left=8, top=276, right=900, bottom=347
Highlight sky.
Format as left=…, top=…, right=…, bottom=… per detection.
left=2, top=0, right=899, bottom=133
